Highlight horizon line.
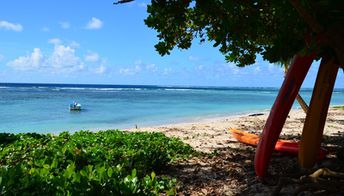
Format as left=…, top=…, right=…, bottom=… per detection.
left=1, top=82, right=344, bottom=90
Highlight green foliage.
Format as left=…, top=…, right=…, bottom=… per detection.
left=144, top=0, right=344, bottom=67
left=0, top=130, right=195, bottom=195
left=332, top=105, right=344, bottom=110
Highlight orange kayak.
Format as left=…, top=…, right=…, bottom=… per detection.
left=230, top=129, right=328, bottom=159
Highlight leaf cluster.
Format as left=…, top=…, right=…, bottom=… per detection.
left=144, top=0, right=344, bottom=67
left=0, top=130, right=196, bottom=195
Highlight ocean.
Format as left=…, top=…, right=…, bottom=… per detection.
left=1, top=83, right=344, bottom=133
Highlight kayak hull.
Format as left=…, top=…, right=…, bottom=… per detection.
left=254, top=53, right=316, bottom=177
left=299, top=56, right=339, bottom=168
left=230, top=129, right=327, bottom=159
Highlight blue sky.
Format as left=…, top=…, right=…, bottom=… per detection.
left=0, top=0, right=343, bottom=88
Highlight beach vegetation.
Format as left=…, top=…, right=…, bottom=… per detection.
left=333, top=105, right=344, bottom=110
left=0, top=130, right=196, bottom=195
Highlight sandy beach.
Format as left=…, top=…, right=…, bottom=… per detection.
left=127, top=107, right=344, bottom=153
left=126, top=107, right=344, bottom=195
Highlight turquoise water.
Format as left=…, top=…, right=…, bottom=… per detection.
left=1, top=83, right=344, bottom=133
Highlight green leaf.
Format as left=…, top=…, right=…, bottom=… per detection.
left=131, top=169, right=137, bottom=178
left=72, top=172, right=81, bottom=183
left=80, top=170, right=87, bottom=177
left=51, top=158, right=58, bottom=169
left=64, top=163, right=75, bottom=179
left=87, top=165, right=93, bottom=173
left=29, top=168, right=35, bottom=175
left=151, top=171, right=156, bottom=181
left=107, top=167, right=113, bottom=177
left=43, top=164, right=50, bottom=170
left=62, top=146, right=67, bottom=154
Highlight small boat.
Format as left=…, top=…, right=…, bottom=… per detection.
left=70, top=102, right=82, bottom=111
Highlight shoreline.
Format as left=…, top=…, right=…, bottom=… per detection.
left=126, top=110, right=270, bottom=129
left=3, top=106, right=344, bottom=149
left=125, top=107, right=344, bottom=153
left=0, top=109, right=270, bottom=134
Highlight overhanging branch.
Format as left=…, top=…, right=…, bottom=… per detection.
left=113, top=0, right=134, bottom=5
left=289, top=0, right=323, bottom=34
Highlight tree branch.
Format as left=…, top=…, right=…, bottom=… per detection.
left=113, top=0, right=134, bottom=5
left=289, top=0, right=323, bottom=34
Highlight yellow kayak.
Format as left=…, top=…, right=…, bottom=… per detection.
left=299, top=55, right=339, bottom=168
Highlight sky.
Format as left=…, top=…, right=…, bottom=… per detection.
left=0, top=0, right=343, bottom=88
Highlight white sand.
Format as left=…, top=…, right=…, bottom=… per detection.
left=126, top=108, right=344, bottom=153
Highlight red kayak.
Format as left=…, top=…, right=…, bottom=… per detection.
left=230, top=129, right=328, bottom=159
left=254, top=52, right=316, bottom=177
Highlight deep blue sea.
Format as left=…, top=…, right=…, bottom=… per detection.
left=1, top=83, right=344, bottom=133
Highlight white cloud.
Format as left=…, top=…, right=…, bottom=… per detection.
left=225, top=62, right=240, bottom=75
left=0, top=20, right=23, bottom=32
left=47, top=45, right=84, bottom=73
left=60, top=21, right=70, bottom=29
left=197, top=65, right=204, bottom=70
left=267, top=63, right=284, bottom=74
left=7, top=48, right=43, bottom=71
left=48, top=39, right=80, bottom=49
left=145, top=63, right=156, bottom=71
left=119, top=65, right=142, bottom=75
left=94, top=65, right=107, bottom=74
left=69, top=41, right=80, bottom=48
left=268, top=63, right=275, bottom=72
left=0, top=54, right=4, bottom=61
left=85, top=17, right=103, bottom=29
left=119, top=60, right=160, bottom=75
left=48, top=38, right=61, bottom=45
left=8, top=44, right=84, bottom=73
left=134, top=60, right=143, bottom=65
left=138, top=2, right=147, bottom=8
left=85, top=52, right=99, bottom=62
left=7, top=40, right=111, bottom=75
left=188, top=55, right=200, bottom=61
left=254, top=66, right=261, bottom=74
left=163, top=68, right=172, bottom=75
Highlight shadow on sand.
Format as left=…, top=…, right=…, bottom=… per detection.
left=162, top=132, right=344, bottom=195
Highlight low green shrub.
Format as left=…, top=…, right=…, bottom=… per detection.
left=332, top=105, right=344, bottom=110
left=0, top=130, right=195, bottom=195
